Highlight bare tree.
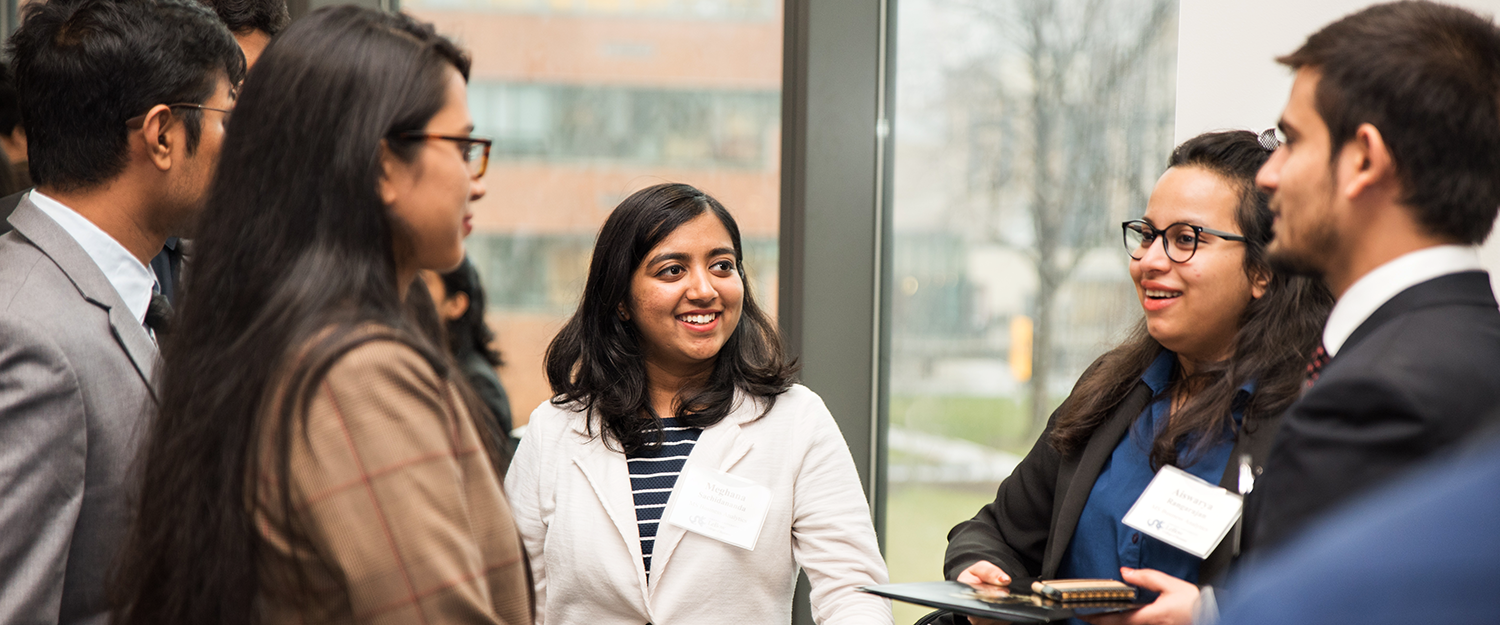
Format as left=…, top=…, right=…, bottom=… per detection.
left=945, top=0, right=1177, bottom=434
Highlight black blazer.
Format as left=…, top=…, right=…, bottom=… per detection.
left=1245, top=271, right=1500, bottom=553
left=944, top=356, right=1284, bottom=588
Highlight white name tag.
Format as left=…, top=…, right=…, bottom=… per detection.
left=1121, top=464, right=1243, bottom=559
left=663, top=466, right=772, bottom=551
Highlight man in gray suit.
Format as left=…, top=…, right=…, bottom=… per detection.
left=0, top=0, right=243, bottom=622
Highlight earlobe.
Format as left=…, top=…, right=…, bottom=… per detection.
left=1250, top=268, right=1270, bottom=299
left=617, top=303, right=630, bottom=321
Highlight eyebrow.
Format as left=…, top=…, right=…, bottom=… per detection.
left=644, top=247, right=737, bottom=267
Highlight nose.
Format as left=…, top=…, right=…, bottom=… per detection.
left=469, top=174, right=486, bottom=202
left=685, top=267, right=718, bottom=303
left=1256, top=147, right=1284, bottom=193
left=1135, top=235, right=1174, bottom=273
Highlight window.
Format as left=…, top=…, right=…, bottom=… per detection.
left=885, top=0, right=1177, bottom=619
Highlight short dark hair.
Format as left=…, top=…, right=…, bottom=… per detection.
left=196, top=0, right=290, bottom=35
left=1278, top=0, right=1500, bottom=244
left=0, top=62, right=20, bottom=136
left=8, top=0, right=245, bottom=192
left=545, top=183, right=797, bottom=453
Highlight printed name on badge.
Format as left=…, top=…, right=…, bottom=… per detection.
left=663, top=466, right=772, bottom=550
left=1121, top=464, right=1243, bottom=559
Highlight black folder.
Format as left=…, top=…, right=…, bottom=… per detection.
left=860, top=581, right=1150, bottom=623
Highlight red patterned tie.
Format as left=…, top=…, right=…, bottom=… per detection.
left=1305, top=344, right=1330, bottom=389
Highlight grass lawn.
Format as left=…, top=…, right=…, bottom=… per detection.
left=889, top=394, right=1060, bottom=455
left=883, top=483, right=1000, bottom=624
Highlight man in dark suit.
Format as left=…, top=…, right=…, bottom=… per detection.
left=1088, top=4, right=1500, bottom=624
left=0, top=1, right=243, bottom=623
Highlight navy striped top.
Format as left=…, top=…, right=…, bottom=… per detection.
left=625, top=417, right=703, bottom=579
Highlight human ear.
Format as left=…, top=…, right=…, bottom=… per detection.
left=443, top=291, right=470, bottom=322
left=1340, top=123, right=1395, bottom=200
left=617, top=302, right=630, bottom=321
left=1249, top=267, right=1270, bottom=299
left=138, top=105, right=176, bottom=172
left=377, top=141, right=401, bottom=206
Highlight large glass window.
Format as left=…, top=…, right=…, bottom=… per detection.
left=886, top=0, right=1177, bottom=620
left=404, top=0, right=783, bottom=430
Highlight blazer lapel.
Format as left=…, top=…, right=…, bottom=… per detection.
left=1042, top=381, right=1151, bottom=578
left=647, top=396, right=759, bottom=594
left=1343, top=271, right=1495, bottom=355
left=9, top=200, right=159, bottom=399
left=569, top=434, right=650, bottom=599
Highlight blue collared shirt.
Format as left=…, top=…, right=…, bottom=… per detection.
left=1058, top=351, right=1247, bottom=589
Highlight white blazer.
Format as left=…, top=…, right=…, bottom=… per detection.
left=506, top=384, right=892, bottom=624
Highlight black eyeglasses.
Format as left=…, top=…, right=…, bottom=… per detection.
left=125, top=103, right=233, bottom=129
left=393, top=132, right=493, bottom=179
left=1122, top=219, right=1247, bottom=263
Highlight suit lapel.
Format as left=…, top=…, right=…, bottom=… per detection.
left=1043, top=381, right=1151, bottom=578
left=9, top=200, right=159, bottom=400
left=647, top=397, right=758, bottom=594
left=569, top=434, right=651, bottom=601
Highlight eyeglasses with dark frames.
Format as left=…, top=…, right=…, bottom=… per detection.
left=393, top=132, right=493, bottom=179
left=125, top=103, right=233, bottom=129
left=1122, top=219, right=1247, bottom=263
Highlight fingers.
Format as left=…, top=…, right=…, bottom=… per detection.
left=957, top=560, right=1012, bottom=587
left=1119, top=567, right=1195, bottom=593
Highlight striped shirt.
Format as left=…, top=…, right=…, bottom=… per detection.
left=625, top=417, right=702, bottom=579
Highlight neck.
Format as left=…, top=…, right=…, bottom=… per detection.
left=1325, top=201, right=1453, bottom=299
left=39, top=181, right=168, bottom=266
left=644, top=358, right=713, bottom=418
left=396, top=266, right=415, bottom=300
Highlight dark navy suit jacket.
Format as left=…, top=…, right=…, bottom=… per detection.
left=1244, top=270, right=1500, bottom=553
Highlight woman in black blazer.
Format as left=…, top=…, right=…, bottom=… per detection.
left=943, top=130, right=1332, bottom=625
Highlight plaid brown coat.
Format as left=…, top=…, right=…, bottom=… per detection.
left=252, top=337, right=533, bottom=625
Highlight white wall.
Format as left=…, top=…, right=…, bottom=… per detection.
left=1175, top=0, right=1500, bottom=289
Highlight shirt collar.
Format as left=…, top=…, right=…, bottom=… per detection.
left=1322, top=245, right=1483, bottom=356
left=28, top=190, right=157, bottom=325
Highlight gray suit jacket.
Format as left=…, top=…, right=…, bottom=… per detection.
left=0, top=199, right=158, bottom=625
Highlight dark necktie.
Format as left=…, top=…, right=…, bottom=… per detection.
left=1304, top=344, right=1330, bottom=389
left=145, top=291, right=173, bottom=338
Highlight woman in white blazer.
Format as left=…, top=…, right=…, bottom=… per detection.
left=506, top=183, right=891, bottom=624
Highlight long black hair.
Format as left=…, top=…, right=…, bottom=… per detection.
left=1050, top=130, right=1333, bottom=469
left=545, top=183, right=797, bottom=453
left=112, top=8, right=472, bottom=625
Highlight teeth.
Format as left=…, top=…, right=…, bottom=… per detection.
left=680, top=313, right=717, bottom=324
left=1145, top=289, right=1182, bottom=299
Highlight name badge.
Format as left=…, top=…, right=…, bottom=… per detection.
left=663, top=466, right=772, bottom=550
left=1121, top=464, right=1243, bottom=559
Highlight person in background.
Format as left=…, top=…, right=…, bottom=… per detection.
left=506, top=182, right=892, bottom=624
left=111, top=7, right=530, bottom=625
left=194, top=0, right=289, bottom=67
left=940, top=131, right=1332, bottom=625
left=420, top=256, right=517, bottom=454
left=0, top=0, right=242, bottom=622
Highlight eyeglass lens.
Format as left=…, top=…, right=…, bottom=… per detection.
left=1124, top=222, right=1199, bottom=262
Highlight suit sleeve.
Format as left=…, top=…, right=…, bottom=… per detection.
left=789, top=395, right=893, bottom=625
left=503, top=405, right=553, bottom=625
left=0, top=317, right=86, bottom=625
left=943, top=408, right=1065, bottom=583
left=285, top=341, right=520, bottom=625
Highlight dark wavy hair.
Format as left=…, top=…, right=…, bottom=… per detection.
left=112, top=8, right=474, bottom=625
left=545, top=183, right=797, bottom=453
left=1050, top=130, right=1334, bottom=468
